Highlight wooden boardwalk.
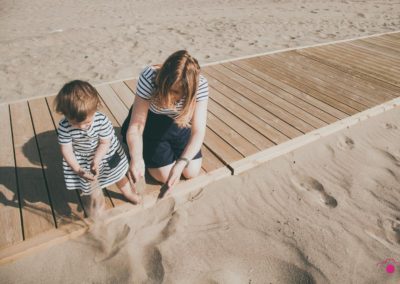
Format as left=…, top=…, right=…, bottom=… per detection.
left=0, top=32, right=399, bottom=251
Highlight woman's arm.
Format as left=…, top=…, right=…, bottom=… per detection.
left=126, top=96, right=150, bottom=181
left=167, top=99, right=208, bottom=187
left=180, top=99, right=208, bottom=161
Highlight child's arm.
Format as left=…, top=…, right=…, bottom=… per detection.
left=60, top=143, right=95, bottom=181
left=91, top=114, right=113, bottom=176
left=91, top=138, right=111, bottom=176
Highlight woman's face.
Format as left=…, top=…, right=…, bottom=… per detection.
left=169, top=83, right=183, bottom=103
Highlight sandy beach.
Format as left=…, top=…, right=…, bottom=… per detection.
left=1, top=104, right=400, bottom=283
left=1, top=1, right=400, bottom=283
left=0, top=0, right=399, bottom=104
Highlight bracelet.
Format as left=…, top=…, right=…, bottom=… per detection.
left=177, top=157, right=190, bottom=168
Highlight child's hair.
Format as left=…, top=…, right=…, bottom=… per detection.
left=55, top=80, right=101, bottom=122
left=153, top=50, right=201, bottom=128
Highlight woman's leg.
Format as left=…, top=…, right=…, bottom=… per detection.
left=148, top=163, right=175, bottom=184
left=116, top=175, right=141, bottom=204
left=182, top=157, right=202, bottom=179
left=148, top=157, right=202, bottom=184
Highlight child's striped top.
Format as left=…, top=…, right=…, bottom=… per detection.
left=136, top=65, right=209, bottom=118
left=57, top=112, right=118, bottom=158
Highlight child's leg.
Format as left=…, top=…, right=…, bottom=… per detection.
left=116, top=175, right=142, bottom=204
left=81, top=188, right=106, bottom=218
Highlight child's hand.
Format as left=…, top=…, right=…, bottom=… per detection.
left=90, top=160, right=100, bottom=177
left=77, top=168, right=95, bottom=181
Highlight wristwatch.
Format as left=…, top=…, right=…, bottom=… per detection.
left=177, top=157, right=190, bottom=168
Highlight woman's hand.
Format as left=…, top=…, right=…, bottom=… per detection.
left=166, top=160, right=186, bottom=189
left=128, top=158, right=145, bottom=184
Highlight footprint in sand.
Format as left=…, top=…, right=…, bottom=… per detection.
left=382, top=122, right=398, bottom=130
left=382, top=218, right=400, bottom=245
left=374, top=148, right=400, bottom=167
left=291, top=175, right=338, bottom=208
left=336, top=136, right=354, bottom=150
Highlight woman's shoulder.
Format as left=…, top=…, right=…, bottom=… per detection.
left=196, top=74, right=209, bottom=101
left=140, top=65, right=159, bottom=82
left=199, top=74, right=208, bottom=86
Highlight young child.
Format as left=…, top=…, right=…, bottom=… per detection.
left=55, top=80, right=141, bottom=216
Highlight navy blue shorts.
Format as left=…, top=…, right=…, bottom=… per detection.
left=121, top=108, right=202, bottom=168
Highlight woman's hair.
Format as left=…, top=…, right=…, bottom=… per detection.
left=153, top=50, right=201, bottom=127
left=54, top=80, right=101, bottom=122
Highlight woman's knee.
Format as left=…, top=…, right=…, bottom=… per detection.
left=182, top=159, right=202, bottom=179
left=148, top=166, right=172, bottom=184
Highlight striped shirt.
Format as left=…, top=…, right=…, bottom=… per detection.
left=57, top=112, right=118, bottom=158
left=136, top=65, right=209, bottom=118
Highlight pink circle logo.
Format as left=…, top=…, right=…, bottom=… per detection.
left=377, top=258, right=399, bottom=274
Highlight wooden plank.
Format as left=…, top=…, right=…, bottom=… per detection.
left=254, top=56, right=368, bottom=112
left=384, top=33, right=400, bottom=40
left=205, top=70, right=303, bottom=139
left=289, top=50, right=397, bottom=101
left=200, top=145, right=225, bottom=172
left=204, top=126, right=243, bottom=164
left=28, top=98, right=85, bottom=226
left=270, top=52, right=380, bottom=107
left=207, top=111, right=259, bottom=157
left=349, top=39, right=400, bottom=60
left=205, top=66, right=315, bottom=134
left=110, top=81, right=135, bottom=109
left=328, top=43, right=400, bottom=74
left=208, top=86, right=290, bottom=144
left=342, top=40, right=400, bottom=66
left=231, top=59, right=345, bottom=121
left=0, top=104, right=23, bottom=248
left=245, top=57, right=359, bottom=116
left=124, top=79, right=138, bottom=95
left=374, top=35, right=400, bottom=49
left=304, top=46, right=400, bottom=87
left=97, top=84, right=129, bottom=126
left=10, top=102, right=55, bottom=239
left=218, top=63, right=328, bottom=128
left=46, top=96, right=114, bottom=211
left=208, top=99, right=274, bottom=149
left=297, top=48, right=400, bottom=94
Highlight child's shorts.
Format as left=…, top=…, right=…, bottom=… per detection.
left=121, top=108, right=202, bottom=168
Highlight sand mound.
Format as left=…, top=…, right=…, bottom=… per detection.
left=1, top=107, right=400, bottom=283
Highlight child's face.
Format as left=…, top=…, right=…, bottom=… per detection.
left=70, top=113, right=95, bottom=130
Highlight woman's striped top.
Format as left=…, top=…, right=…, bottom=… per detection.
left=136, top=65, right=209, bottom=118
left=57, top=112, right=118, bottom=157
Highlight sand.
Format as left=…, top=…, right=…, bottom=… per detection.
left=1, top=106, right=399, bottom=283
left=0, top=0, right=399, bottom=104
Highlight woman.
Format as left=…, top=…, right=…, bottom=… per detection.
left=121, top=50, right=209, bottom=193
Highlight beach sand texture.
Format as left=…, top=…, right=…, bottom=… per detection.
left=1, top=106, right=399, bottom=283
left=0, top=0, right=399, bottom=104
